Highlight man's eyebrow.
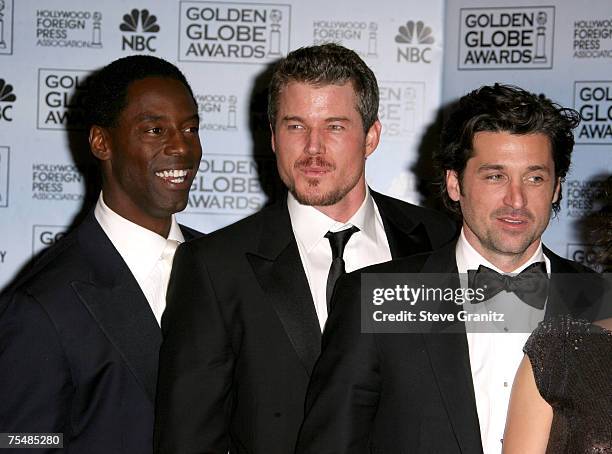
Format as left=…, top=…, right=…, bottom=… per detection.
left=526, top=164, right=552, bottom=172
left=476, top=164, right=552, bottom=172
left=477, top=164, right=505, bottom=172
left=280, top=116, right=351, bottom=122
left=281, top=115, right=303, bottom=122
left=134, top=113, right=165, bottom=122
left=134, top=113, right=200, bottom=123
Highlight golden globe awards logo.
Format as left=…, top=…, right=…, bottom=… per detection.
left=458, top=6, right=554, bottom=69
left=567, top=244, right=603, bottom=272
left=179, top=2, right=291, bottom=64
left=120, top=8, right=160, bottom=52
left=574, top=81, right=612, bottom=144
left=37, top=69, right=90, bottom=130
left=378, top=81, right=425, bottom=138
left=187, top=154, right=275, bottom=214
left=32, top=225, right=66, bottom=255
left=0, top=146, right=9, bottom=208
left=395, top=20, right=435, bottom=63
left=31, top=162, right=84, bottom=202
left=0, top=78, right=15, bottom=122
left=195, top=92, right=240, bottom=132
left=35, top=9, right=102, bottom=48
left=313, top=19, right=378, bottom=58
left=0, top=0, right=14, bottom=55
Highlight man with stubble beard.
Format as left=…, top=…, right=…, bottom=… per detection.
left=154, top=43, right=456, bottom=454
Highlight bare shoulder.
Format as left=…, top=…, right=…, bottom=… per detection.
left=594, top=317, right=612, bottom=332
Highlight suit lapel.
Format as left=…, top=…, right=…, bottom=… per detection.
left=372, top=191, right=432, bottom=258
left=246, top=202, right=321, bottom=376
left=420, top=243, right=483, bottom=453
left=71, top=213, right=161, bottom=403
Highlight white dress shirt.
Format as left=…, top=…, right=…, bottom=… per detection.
left=288, top=188, right=392, bottom=330
left=94, top=192, right=184, bottom=325
left=455, top=229, right=550, bottom=454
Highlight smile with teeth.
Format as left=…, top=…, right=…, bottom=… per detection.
left=155, top=169, right=189, bottom=184
left=500, top=218, right=525, bottom=224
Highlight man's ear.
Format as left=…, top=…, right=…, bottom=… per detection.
left=270, top=123, right=277, bottom=155
left=446, top=170, right=461, bottom=202
left=89, top=126, right=111, bottom=161
left=364, top=119, right=382, bottom=159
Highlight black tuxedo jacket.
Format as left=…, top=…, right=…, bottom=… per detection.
left=295, top=241, right=610, bottom=454
left=0, top=211, right=200, bottom=454
left=154, top=191, right=457, bottom=454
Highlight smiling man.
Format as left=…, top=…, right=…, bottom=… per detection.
left=295, top=84, right=607, bottom=454
left=154, top=43, right=456, bottom=454
left=0, top=55, right=202, bottom=453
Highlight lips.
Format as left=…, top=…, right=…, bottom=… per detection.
left=498, top=217, right=527, bottom=225
left=295, top=157, right=334, bottom=177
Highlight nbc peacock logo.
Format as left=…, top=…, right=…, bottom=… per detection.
left=395, top=20, right=435, bottom=63
left=0, top=78, right=16, bottom=122
left=120, top=8, right=160, bottom=52
left=395, top=21, right=434, bottom=45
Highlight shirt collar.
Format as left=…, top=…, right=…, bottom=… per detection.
left=456, top=228, right=548, bottom=275
left=287, top=186, right=379, bottom=253
left=94, top=192, right=184, bottom=284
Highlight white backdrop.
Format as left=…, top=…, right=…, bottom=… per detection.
left=0, top=0, right=608, bottom=289
left=443, top=0, right=611, bottom=271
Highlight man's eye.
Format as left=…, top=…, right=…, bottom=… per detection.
left=146, top=127, right=163, bottom=134
left=287, top=124, right=304, bottom=130
left=527, top=175, right=545, bottom=184
left=329, top=124, right=344, bottom=131
left=185, top=126, right=199, bottom=133
left=486, top=174, right=504, bottom=181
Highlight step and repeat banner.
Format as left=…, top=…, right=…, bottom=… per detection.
left=0, top=0, right=445, bottom=288
left=443, top=0, right=611, bottom=272
left=0, top=0, right=608, bottom=288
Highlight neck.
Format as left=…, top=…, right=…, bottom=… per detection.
left=314, top=184, right=366, bottom=223
left=102, top=194, right=172, bottom=238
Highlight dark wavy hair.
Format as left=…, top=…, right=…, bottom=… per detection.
left=85, top=55, right=195, bottom=128
left=268, top=43, right=379, bottom=132
left=434, top=83, right=580, bottom=217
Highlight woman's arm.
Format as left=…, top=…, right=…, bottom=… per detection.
left=502, top=355, right=553, bottom=454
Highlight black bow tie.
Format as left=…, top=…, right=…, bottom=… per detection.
left=467, top=262, right=549, bottom=310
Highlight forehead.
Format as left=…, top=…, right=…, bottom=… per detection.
left=469, top=131, right=553, bottom=166
left=120, top=76, right=195, bottom=117
left=278, top=81, right=358, bottom=110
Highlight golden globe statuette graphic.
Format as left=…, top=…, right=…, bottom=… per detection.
left=403, top=87, right=416, bottom=133
left=227, top=95, right=237, bottom=130
left=368, top=22, right=378, bottom=57
left=92, top=11, right=102, bottom=48
left=0, top=0, right=6, bottom=49
left=534, top=11, right=548, bottom=64
left=268, top=9, right=281, bottom=56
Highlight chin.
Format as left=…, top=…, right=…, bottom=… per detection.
left=292, top=188, right=346, bottom=207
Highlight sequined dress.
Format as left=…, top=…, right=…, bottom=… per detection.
left=524, top=316, right=612, bottom=453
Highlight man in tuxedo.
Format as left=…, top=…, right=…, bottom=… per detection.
left=296, top=84, right=610, bottom=453
left=0, top=55, right=202, bottom=453
left=154, top=43, right=456, bottom=454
